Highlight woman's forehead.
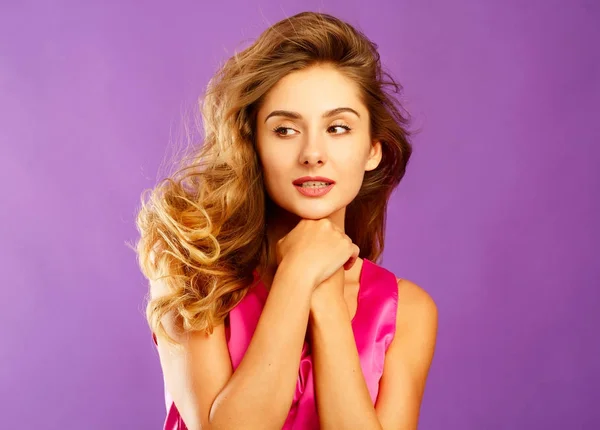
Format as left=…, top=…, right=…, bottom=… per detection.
left=259, top=68, right=365, bottom=121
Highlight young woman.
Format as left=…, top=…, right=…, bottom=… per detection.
left=135, top=11, right=438, bottom=430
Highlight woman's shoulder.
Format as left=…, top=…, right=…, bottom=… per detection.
left=365, top=258, right=437, bottom=321
left=396, top=277, right=437, bottom=317
left=395, top=277, right=438, bottom=328
left=390, top=276, right=438, bottom=368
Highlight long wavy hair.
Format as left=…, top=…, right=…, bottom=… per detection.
left=134, top=11, right=414, bottom=343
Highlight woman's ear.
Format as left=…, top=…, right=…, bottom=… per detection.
left=365, top=140, right=383, bottom=172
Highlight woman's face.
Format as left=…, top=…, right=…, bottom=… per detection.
left=255, top=64, right=381, bottom=223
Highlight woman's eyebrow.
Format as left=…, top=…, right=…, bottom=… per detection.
left=264, top=107, right=360, bottom=123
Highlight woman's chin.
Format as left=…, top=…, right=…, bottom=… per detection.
left=292, top=205, right=340, bottom=221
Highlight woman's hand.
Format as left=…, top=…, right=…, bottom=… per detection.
left=276, top=218, right=360, bottom=288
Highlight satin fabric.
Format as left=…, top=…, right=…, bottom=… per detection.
left=161, top=258, right=398, bottom=429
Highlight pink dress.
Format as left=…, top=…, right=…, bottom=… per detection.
left=160, top=258, right=399, bottom=429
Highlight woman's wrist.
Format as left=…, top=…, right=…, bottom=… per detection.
left=310, top=291, right=349, bottom=323
left=275, top=257, right=318, bottom=293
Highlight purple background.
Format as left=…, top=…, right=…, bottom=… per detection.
left=1, top=0, right=598, bottom=428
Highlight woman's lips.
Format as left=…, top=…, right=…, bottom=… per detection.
left=292, top=176, right=335, bottom=185
left=294, top=183, right=335, bottom=197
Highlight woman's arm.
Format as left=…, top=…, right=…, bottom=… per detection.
left=374, top=279, right=438, bottom=429
left=309, top=268, right=383, bottom=429
left=310, top=274, right=438, bottom=430
left=153, top=258, right=315, bottom=430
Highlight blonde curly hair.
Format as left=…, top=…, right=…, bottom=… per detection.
left=133, top=11, right=413, bottom=343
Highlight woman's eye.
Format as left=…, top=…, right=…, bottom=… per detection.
left=273, top=127, right=298, bottom=137
left=328, top=125, right=351, bottom=134
left=272, top=124, right=351, bottom=137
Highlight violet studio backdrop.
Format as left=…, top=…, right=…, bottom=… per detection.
left=0, top=0, right=598, bottom=428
